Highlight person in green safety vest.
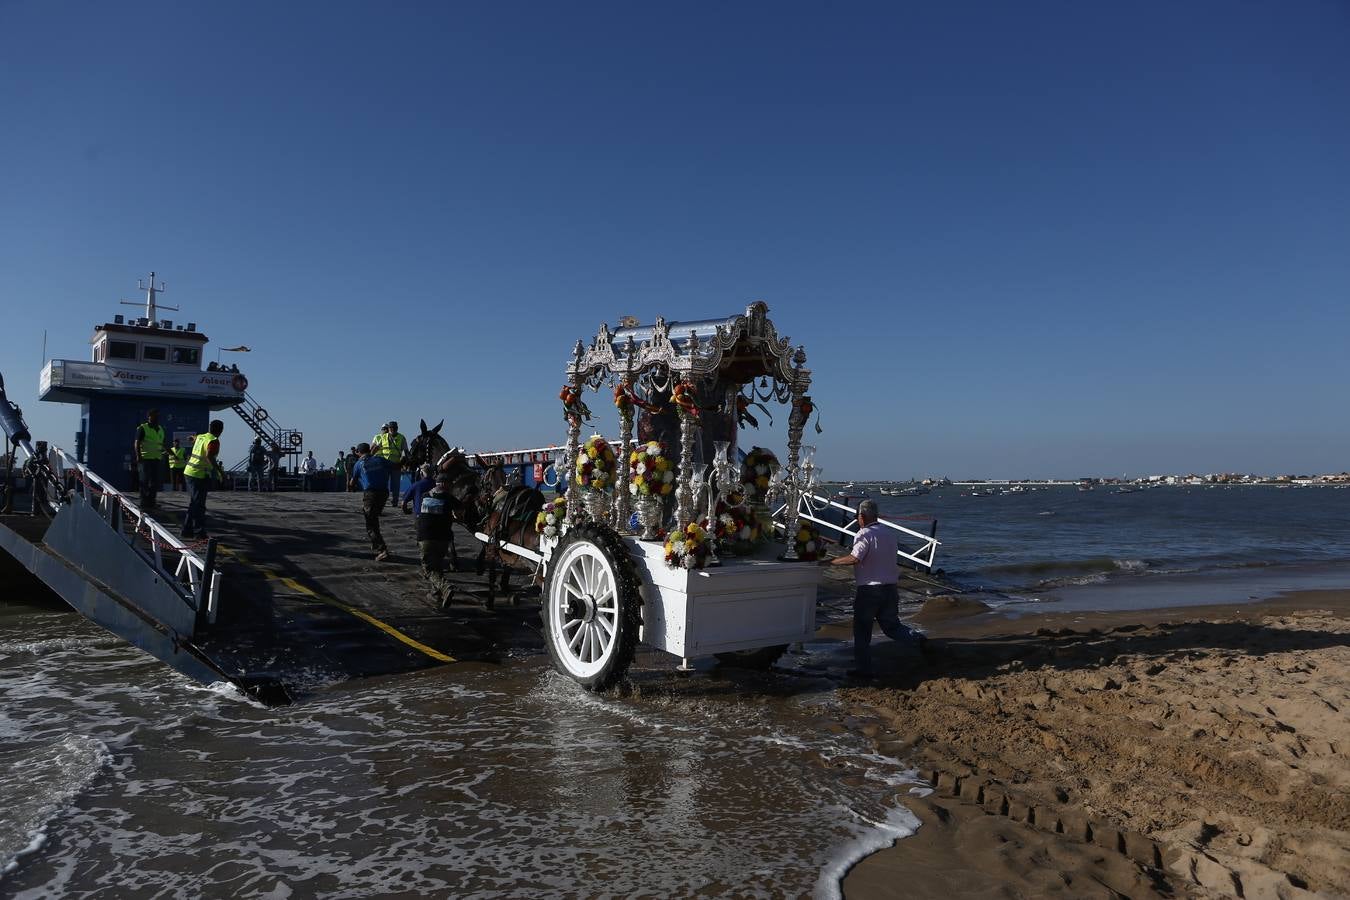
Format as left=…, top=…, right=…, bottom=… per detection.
left=370, top=421, right=408, bottom=508
left=134, top=408, right=167, bottom=510
left=167, top=438, right=188, bottom=492
left=181, top=420, right=225, bottom=540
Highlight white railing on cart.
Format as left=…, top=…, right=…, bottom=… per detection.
left=54, top=448, right=221, bottom=624
left=774, top=492, right=940, bottom=571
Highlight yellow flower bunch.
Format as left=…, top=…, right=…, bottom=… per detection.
left=664, top=520, right=710, bottom=569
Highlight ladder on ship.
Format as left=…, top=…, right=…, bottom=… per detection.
left=230, top=391, right=303, bottom=470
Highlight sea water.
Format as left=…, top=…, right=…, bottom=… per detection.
left=871, top=484, right=1350, bottom=607
left=0, top=604, right=919, bottom=898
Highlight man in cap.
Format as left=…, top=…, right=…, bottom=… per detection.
left=416, top=473, right=457, bottom=606
left=348, top=442, right=391, bottom=562
left=370, top=420, right=408, bottom=508
left=181, top=420, right=225, bottom=539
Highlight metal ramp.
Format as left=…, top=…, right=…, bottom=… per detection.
left=774, top=492, right=941, bottom=571
left=0, top=447, right=245, bottom=690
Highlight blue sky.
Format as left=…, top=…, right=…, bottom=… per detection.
left=2, top=1, right=1347, bottom=478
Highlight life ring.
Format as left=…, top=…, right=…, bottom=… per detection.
left=231, top=373, right=248, bottom=392
left=289, top=433, right=302, bottom=447
left=255, top=408, right=269, bottom=423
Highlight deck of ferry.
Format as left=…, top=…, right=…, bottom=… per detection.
left=151, top=489, right=545, bottom=700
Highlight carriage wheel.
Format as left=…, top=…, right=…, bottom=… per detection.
left=714, top=645, right=789, bottom=671
left=543, top=523, right=641, bottom=692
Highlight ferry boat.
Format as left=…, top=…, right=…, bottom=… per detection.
left=36, top=273, right=302, bottom=489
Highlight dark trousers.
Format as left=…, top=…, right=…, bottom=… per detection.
left=182, top=476, right=210, bottom=537
left=853, top=583, right=921, bottom=673
left=387, top=467, right=401, bottom=505
left=302, top=474, right=313, bottom=492
left=138, top=459, right=161, bottom=508
left=170, top=468, right=186, bottom=491
left=419, top=539, right=454, bottom=601
left=362, top=489, right=389, bottom=554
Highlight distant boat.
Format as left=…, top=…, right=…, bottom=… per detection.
left=1116, top=485, right=1140, bottom=494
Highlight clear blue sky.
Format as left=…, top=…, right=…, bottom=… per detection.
left=2, top=1, right=1347, bottom=478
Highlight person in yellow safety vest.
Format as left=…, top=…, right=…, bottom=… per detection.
left=370, top=420, right=408, bottom=508
left=181, top=419, right=225, bottom=540
left=133, top=408, right=167, bottom=510
left=167, top=438, right=188, bottom=492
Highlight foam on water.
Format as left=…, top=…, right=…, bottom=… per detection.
left=814, top=802, right=921, bottom=900
left=0, top=734, right=112, bottom=878
left=1, top=608, right=928, bottom=896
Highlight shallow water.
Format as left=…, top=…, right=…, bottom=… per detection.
left=0, top=604, right=919, bottom=898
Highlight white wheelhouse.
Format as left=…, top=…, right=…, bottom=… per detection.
left=547, top=540, right=621, bottom=679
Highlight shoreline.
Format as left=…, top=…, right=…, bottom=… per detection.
left=838, top=587, right=1350, bottom=898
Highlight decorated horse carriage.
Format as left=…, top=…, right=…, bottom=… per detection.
left=410, top=302, right=831, bottom=691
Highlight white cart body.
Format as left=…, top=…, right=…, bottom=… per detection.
left=626, top=537, right=822, bottom=657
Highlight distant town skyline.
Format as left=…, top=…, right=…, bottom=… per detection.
left=2, top=3, right=1347, bottom=479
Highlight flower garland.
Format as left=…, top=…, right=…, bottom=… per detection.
left=534, top=496, right=568, bottom=538
left=560, top=385, right=592, bottom=424
left=794, top=522, right=825, bottom=561
left=614, top=381, right=664, bottom=415
left=664, top=520, right=710, bottom=570
left=628, top=440, right=674, bottom=497
left=740, top=447, right=780, bottom=502
left=575, top=435, right=617, bottom=491
left=671, top=381, right=701, bottom=419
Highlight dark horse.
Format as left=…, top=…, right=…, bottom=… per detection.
left=405, top=419, right=546, bottom=605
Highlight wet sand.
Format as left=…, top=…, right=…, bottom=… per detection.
left=838, top=588, right=1350, bottom=899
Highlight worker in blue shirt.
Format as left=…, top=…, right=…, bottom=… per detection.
left=348, top=443, right=391, bottom=562
left=401, top=464, right=436, bottom=516
left=402, top=463, right=457, bottom=571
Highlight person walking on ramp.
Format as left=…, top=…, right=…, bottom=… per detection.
left=181, top=420, right=225, bottom=539
left=416, top=474, right=457, bottom=607
left=348, top=443, right=391, bottom=562
left=830, top=499, right=929, bottom=679
left=371, top=421, right=408, bottom=508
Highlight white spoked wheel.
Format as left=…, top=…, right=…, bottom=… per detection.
left=543, top=523, right=640, bottom=691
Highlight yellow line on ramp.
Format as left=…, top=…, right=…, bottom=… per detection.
left=220, top=548, right=456, bottom=664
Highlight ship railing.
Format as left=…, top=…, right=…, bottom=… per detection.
left=53, top=448, right=221, bottom=624
left=773, top=491, right=940, bottom=571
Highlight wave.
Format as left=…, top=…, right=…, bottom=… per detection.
left=982, top=557, right=1148, bottom=576
left=0, top=734, right=112, bottom=878
left=981, top=557, right=1148, bottom=582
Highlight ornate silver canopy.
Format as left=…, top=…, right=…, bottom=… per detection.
left=566, top=301, right=811, bottom=392
left=559, top=301, right=813, bottom=555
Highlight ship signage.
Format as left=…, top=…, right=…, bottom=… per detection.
left=41, top=359, right=246, bottom=399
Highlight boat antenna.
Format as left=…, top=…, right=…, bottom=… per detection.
left=120, top=271, right=178, bottom=327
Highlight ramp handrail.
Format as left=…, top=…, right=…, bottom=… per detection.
left=53, top=448, right=221, bottom=623
left=773, top=492, right=940, bottom=571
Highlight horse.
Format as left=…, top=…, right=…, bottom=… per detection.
left=474, top=482, right=546, bottom=607
left=405, top=419, right=546, bottom=606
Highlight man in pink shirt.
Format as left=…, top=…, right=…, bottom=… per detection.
left=830, top=499, right=928, bottom=678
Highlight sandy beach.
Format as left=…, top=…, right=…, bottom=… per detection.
left=834, top=588, right=1350, bottom=899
